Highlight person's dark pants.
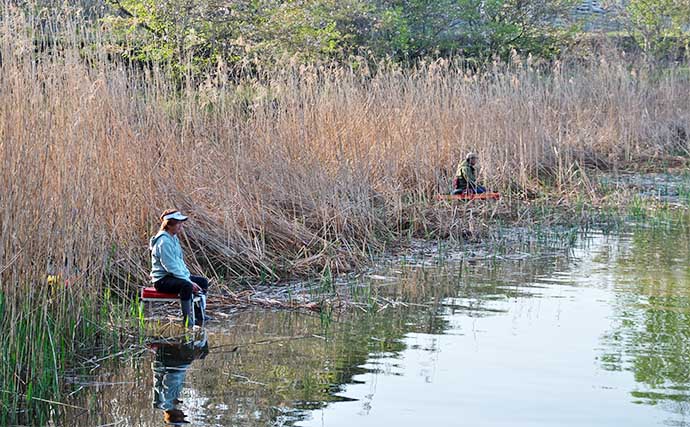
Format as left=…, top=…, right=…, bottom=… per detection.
left=451, top=185, right=486, bottom=195
left=154, top=275, right=209, bottom=301
left=453, top=177, right=486, bottom=195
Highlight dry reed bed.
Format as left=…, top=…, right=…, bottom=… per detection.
left=2, top=19, right=690, bottom=293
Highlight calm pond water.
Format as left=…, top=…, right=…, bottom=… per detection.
left=63, top=219, right=690, bottom=427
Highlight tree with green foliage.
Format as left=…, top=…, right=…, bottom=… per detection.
left=103, top=0, right=253, bottom=71
left=618, top=0, right=690, bottom=59
left=103, top=0, right=374, bottom=73
left=101, top=0, right=580, bottom=73
left=371, top=0, right=578, bottom=60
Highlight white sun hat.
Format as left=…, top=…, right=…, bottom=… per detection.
left=162, top=211, right=188, bottom=221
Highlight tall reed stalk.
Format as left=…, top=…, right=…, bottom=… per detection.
left=1, top=5, right=689, bottom=423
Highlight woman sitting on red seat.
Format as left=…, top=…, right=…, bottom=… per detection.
left=149, top=209, right=210, bottom=326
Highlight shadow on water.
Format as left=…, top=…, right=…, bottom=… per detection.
left=61, top=211, right=690, bottom=426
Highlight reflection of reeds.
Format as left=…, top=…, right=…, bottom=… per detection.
left=2, top=7, right=690, bottom=422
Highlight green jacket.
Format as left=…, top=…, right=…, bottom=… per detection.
left=455, top=159, right=477, bottom=189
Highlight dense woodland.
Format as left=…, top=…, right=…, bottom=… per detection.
left=16, top=0, right=690, bottom=75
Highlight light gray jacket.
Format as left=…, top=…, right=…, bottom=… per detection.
left=149, top=231, right=193, bottom=284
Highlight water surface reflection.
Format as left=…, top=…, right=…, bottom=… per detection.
left=151, top=333, right=209, bottom=425
left=63, top=221, right=690, bottom=426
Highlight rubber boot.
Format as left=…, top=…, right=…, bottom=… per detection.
left=194, top=297, right=204, bottom=327
left=199, top=293, right=213, bottom=321
left=181, top=298, right=195, bottom=328
left=195, top=293, right=212, bottom=326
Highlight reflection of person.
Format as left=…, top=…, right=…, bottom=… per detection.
left=149, top=209, right=211, bottom=326
left=452, top=152, right=486, bottom=195
left=151, top=333, right=209, bottom=425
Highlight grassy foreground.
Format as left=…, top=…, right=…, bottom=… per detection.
left=1, top=7, right=689, bottom=424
